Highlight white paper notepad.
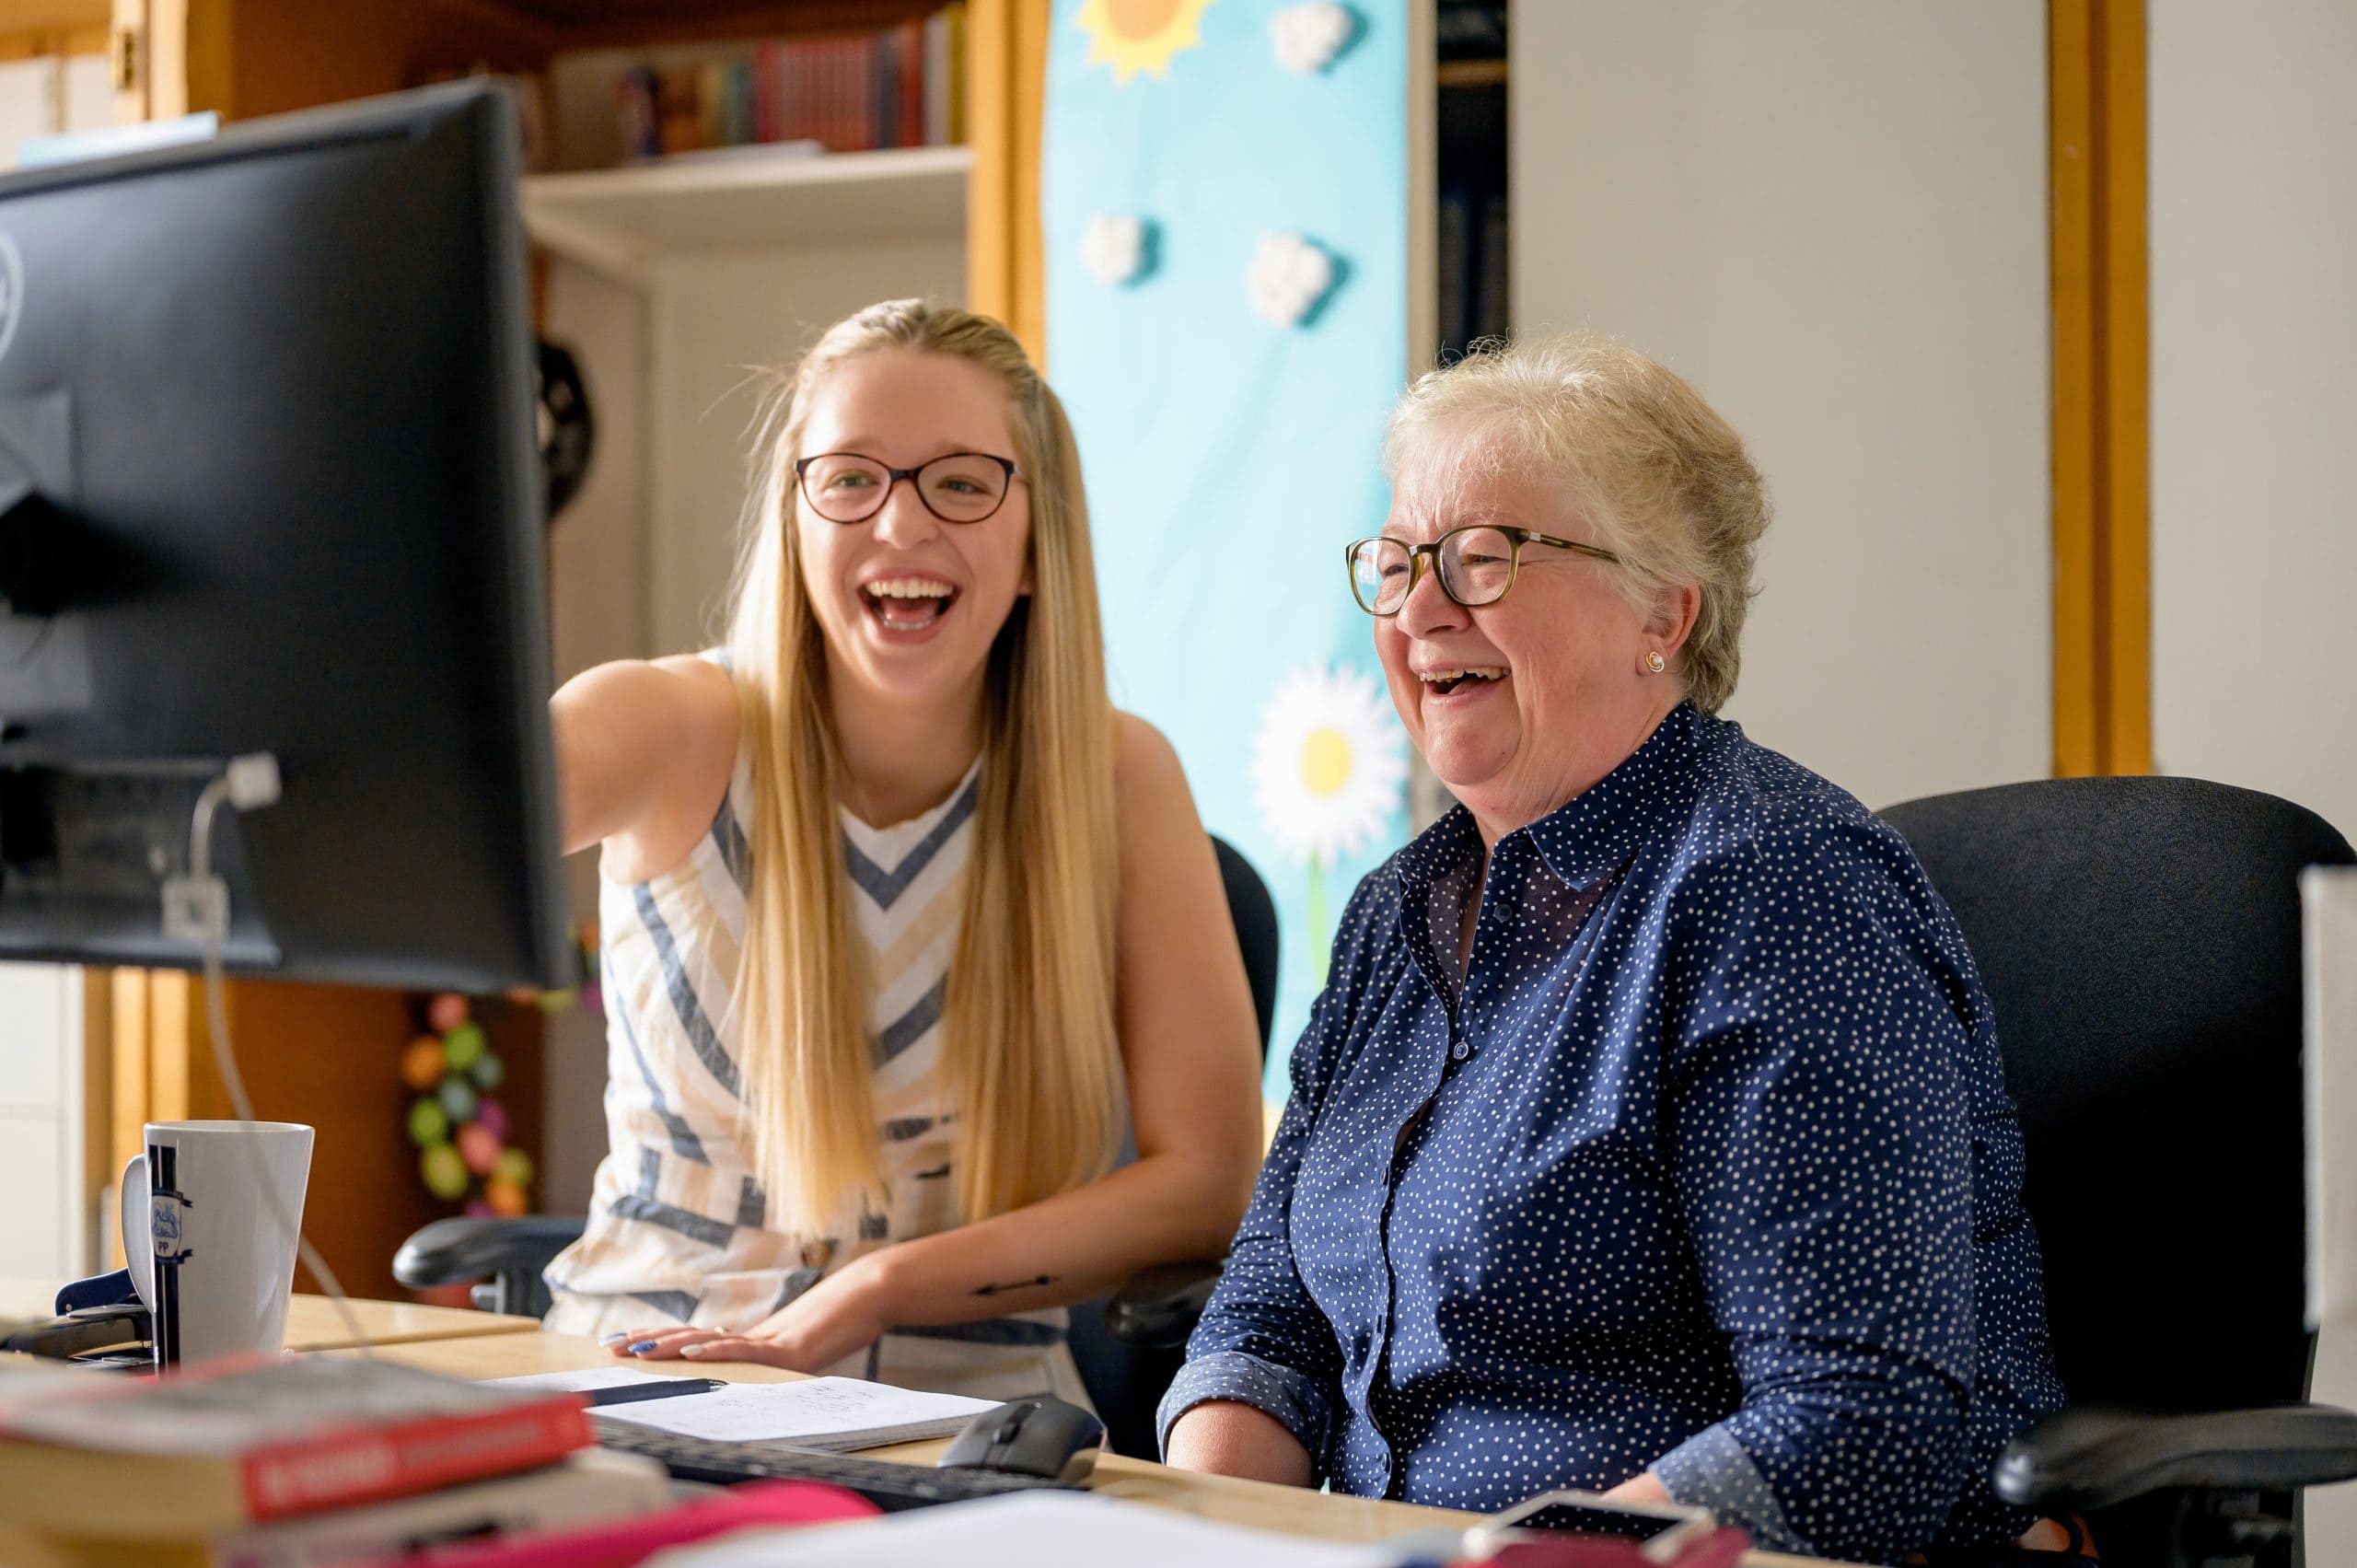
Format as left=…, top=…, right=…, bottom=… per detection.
left=528, top=1375, right=996, bottom=1451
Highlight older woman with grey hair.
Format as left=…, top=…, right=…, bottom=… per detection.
left=1158, top=334, right=2071, bottom=1564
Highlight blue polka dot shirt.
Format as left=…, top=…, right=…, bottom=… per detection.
left=1159, top=703, right=2067, bottom=1564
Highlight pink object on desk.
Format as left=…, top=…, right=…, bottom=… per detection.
left=384, top=1478, right=879, bottom=1567
left=1481, top=1527, right=1751, bottom=1568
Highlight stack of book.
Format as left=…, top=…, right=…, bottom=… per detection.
left=0, top=1355, right=672, bottom=1567
left=614, top=6, right=967, bottom=162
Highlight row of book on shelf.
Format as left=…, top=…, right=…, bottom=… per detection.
left=616, top=6, right=967, bottom=162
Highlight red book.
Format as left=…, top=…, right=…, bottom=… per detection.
left=753, top=40, right=784, bottom=144
left=0, top=1353, right=592, bottom=1538
left=830, top=36, right=859, bottom=152
left=896, top=21, right=925, bottom=151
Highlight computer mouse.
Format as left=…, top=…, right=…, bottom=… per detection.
left=935, top=1396, right=1105, bottom=1483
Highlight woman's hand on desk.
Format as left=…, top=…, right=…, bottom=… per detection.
left=610, top=1252, right=891, bottom=1372
left=1164, top=1400, right=1314, bottom=1487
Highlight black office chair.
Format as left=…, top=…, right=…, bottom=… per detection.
left=1880, top=776, right=2357, bottom=1566
left=396, top=832, right=1279, bottom=1460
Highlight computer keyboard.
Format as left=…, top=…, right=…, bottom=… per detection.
left=593, top=1420, right=1086, bottom=1512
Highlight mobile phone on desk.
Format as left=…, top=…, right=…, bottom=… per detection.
left=1468, top=1490, right=1721, bottom=1564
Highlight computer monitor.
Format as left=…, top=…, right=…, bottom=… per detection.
left=0, top=82, right=569, bottom=992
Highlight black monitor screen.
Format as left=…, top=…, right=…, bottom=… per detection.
left=0, top=83, right=567, bottom=992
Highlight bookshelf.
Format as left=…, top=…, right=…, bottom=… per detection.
left=523, top=143, right=970, bottom=289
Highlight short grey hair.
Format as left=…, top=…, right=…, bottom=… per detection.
left=1383, top=332, right=1770, bottom=714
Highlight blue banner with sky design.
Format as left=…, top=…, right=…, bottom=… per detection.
left=1044, top=0, right=1412, bottom=1098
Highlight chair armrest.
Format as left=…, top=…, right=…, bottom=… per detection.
left=1103, top=1258, right=1225, bottom=1350
left=1993, top=1403, right=2357, bottom=1514
left=392, top=1214, right=586, bottom=1291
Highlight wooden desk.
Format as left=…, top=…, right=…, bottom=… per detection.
left=2, top=1280, right=540, bottom=1353
left=341, top=1327, right=1830, bottom=1563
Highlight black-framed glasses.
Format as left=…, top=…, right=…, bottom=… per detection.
left=794, top=450, right=1021, bottom=525
left=1345, top=525, right=1623, bottom=615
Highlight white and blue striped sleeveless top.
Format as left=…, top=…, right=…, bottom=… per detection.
left=542, top=737, right=1076, bottom=1397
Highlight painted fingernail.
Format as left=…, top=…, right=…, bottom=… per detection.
left=600, top=1331, right=630, bottom=1345
left=679, top=1342, right=708, bottom=1357
left=627, top=1341, right=657, bottom=1354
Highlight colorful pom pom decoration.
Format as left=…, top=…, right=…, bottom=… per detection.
left=484, top=1177, right=529, bottom=1218
left=421, top=1141, right=469, bottom=1200
left=407, top=1097, right=448, bottom=1147
left=400, top=1036, right=446, bottom=1091
left=442, top=1021, right=486, bottom=1073
left=400, top=930, right=597, bottom=1221
left=437, top=1076, right=478, bottom=1124
left=457, top=1121, right=503, bottom=1177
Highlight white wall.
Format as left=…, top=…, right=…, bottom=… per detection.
left=646, top=241, right=964, bottom=654
left=540, top=258, right=651, bottom=1212
left=0, top=967, right=85, bottom=1278
left=2145, top=6, right=2357, bottom=1553
left=2148, top=1, right=2357, bottom=836
left=1511, top=2, right=2050, bottom=810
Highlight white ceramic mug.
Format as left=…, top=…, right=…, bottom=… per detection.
left=119, top=1120, right=314, bottom=1366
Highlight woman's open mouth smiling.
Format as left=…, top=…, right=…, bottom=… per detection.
left=861, top=575, right=959, bottom=633
left=1419, top=664, right=1507, bottom=699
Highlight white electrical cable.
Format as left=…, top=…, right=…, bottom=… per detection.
left=180, top=759, right=376, bottom=1361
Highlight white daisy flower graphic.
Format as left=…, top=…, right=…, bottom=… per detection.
left=1251, top=664, right=1408, bottom=981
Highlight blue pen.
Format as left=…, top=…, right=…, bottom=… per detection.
left=584, top=1376, right=727, bottom=1408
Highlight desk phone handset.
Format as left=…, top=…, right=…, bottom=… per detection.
left=0, top=1268, right=152, bottom=1365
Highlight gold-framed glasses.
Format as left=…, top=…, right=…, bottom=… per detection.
left=1345, top=525, right=1622, bottom=616
left=795, top=451, right=1021, bottom=525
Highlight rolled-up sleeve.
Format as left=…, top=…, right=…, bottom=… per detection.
left=1657, top=829, right=1979, bottom=1562
left=1155, top=900, right=1366, bottom=1474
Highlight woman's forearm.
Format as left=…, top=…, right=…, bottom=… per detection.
left=861, top=1147, right=1249, bottom=1329
left=1163, top=1400, right=1313, bottom=1486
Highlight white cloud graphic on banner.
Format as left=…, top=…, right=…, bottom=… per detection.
left=1246, top=232, right=1335, bottom=327
left=1079, top=214, right=1146, bottom=286
left=1271, top=3, right=1355, bottom=75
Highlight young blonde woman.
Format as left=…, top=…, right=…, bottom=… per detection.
left=538, top=301, right=1263, bottom=1403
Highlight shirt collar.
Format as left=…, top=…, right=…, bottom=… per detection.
left=1394, top=703, right=1708, bottom=896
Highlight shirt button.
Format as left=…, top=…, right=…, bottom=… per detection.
left=1450, top=1040, right=1469, bottom=1061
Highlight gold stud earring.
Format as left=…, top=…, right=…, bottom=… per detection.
left=1644, top=650, right=1666, bottom=675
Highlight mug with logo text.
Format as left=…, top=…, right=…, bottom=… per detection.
left=119, top=1120, right=313, bottom=1367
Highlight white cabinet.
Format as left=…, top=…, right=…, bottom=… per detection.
left=0, top=965, right=87, bottom=1278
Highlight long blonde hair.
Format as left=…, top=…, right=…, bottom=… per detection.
left=724, top=301, right=1122, bottom=1240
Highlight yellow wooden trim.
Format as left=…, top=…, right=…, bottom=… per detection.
left=108, top=0, right=138, bottom=121
left=2097, top=0, right=2151, bottom=775
left=964, top=0, right=1045, bottom=366
left=108, top=969, right=148, bottom=1186
left=2049, top=0, right=2097, bottom=777
left=149, top=971, right=192, bottom=1122
left=0, top=22, right=100, bottom=56
left=2049, top=0, right=2150, bottom=777
left=0, top=2, right=106, bottom=29
left=1435, top=59, right=1504, bottom=88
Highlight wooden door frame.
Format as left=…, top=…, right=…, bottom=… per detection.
left=2049, top=0, right=2151, bottom=777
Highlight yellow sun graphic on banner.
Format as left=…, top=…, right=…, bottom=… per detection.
left=1075, top=0, right=1214, bottom=84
